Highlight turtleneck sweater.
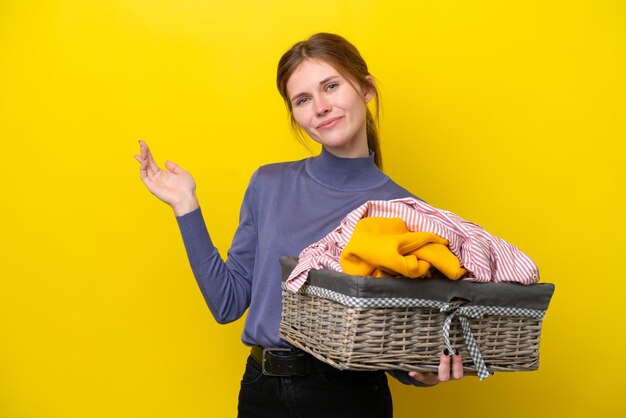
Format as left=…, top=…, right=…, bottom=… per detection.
left=176, top=148, right=415, bottom=348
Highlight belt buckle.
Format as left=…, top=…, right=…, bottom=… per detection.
left=262, top=348, right=296, bottom=376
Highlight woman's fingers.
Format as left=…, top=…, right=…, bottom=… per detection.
left=165, top=160, right=183, bottom=174
left=138, top=140, right=148, bottom=164
left=136, top=142, right=160, bottom=186
left=138, top=153, right=151, bottom=181
left=411, top=349, right=467, bottom=385
left=408, top=371, right=439, bottom=386
left=145, top=147, right=159, bottom=175
left=408, top=348, right=468, bottom=386
left=438, top=349, right=451, bottom=382
left=451, top=350, right=464, bottom=380
left=138, top=140, right=159, bottom=176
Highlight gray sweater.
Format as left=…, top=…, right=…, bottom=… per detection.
left=176, top=148, right=414, bottom=348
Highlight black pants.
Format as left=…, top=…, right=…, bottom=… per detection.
left=238, top=355, right=392, bottom=418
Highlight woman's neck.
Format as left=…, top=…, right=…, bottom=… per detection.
left=304, top=147, right=388, bottom=192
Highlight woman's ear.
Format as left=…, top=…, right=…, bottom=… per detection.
left=364, top=75, right=375, bottom=103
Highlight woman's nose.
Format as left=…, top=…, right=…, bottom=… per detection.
left=314, top=97, right=331, bottom=116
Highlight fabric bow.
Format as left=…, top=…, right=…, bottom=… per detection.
left=440, top=302, right=491, bottom=380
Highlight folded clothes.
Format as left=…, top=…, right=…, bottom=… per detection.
left=286, top=197, right=539, bottom=293
left=340, top=217, right=466, bottom=280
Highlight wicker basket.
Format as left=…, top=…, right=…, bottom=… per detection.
left=279, top=256, right=555, bottom=379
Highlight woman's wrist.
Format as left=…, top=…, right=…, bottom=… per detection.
left=172, top=195, right=200, bottom=217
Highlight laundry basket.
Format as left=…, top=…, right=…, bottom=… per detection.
left=279, top=256, right=555, bottom=380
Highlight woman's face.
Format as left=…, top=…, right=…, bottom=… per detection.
left=286, top=59, right=372, bottom=158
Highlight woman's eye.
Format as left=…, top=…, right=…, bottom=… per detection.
left=326, top=83, right=339, bottom=91
left=295, top=97, right=309, bottom=106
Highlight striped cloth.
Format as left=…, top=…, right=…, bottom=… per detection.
left=285, top=198, right=539, bottom=292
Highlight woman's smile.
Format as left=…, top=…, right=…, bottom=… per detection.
left=317, top=116, right=344, bottom=129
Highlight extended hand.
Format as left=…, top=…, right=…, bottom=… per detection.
left=134, top=140, right=199, bottom=216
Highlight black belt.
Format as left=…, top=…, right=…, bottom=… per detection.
left=250, top=346, right=333, bottom=377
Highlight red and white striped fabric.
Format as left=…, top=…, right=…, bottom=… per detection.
left=285, top=198, right=539, bottom=292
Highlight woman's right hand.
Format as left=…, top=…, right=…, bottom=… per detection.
left=134, top=140, right=200, bottom=216
left=407, top=349, right=470, bottom=386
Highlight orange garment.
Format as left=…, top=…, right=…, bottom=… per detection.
left=340, top=217, right=467, bottom=280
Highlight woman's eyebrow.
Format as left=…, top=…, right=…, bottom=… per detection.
left=290, top=76, right=342, bottom=102
left=318, top=75, right=341, bottom=86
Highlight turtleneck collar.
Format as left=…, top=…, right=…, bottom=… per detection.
left=304, top=147, right=389, bottom=192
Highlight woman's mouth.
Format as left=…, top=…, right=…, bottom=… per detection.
left=317, top=116, right=343, bottom=129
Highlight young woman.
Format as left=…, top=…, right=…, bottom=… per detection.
left=135, top=33, right=466, bottom=418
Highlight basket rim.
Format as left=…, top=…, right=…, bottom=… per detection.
left=280, top=256, right=555, bottom=311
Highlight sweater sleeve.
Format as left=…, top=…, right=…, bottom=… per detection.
left=175, top=171, right=259, bottom=324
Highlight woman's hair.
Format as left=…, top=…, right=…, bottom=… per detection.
left=276, top=33, right=382, bottom=169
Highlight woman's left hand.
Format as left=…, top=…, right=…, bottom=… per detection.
left=408, top=349, right=466, bottom=386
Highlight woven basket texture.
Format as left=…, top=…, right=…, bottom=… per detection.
left=280, top=289, right=543, bottom=373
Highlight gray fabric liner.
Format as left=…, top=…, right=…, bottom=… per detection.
left=280, top=256, right=555, bottom=310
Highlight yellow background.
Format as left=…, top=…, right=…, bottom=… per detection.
left=1, top=1, right=624, bottom=417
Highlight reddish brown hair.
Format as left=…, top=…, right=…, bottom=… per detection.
left=276, top=33, right=382, bottom=169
